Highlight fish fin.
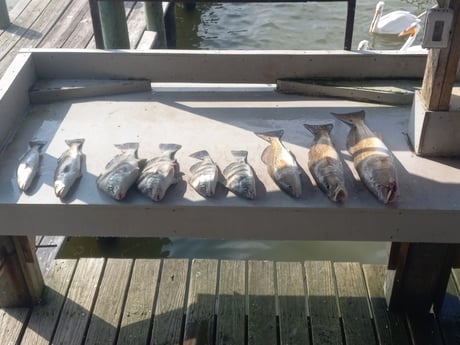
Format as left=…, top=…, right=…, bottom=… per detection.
left=255, top=129, right=284, bottom=142
left=230, top=150, right=248, bottom=162
left=115, top=142, right=139, bottom=152
left=375, top=132, right=383, bottom=140
left=138, top=158, right=148, bottom=170
left=159, top=143, right=182, bottom=154
left=304, top=123, right=333, bottom=135
left=29, top=140, right=47, bottom=150
left=65, top=138, right=85, bottom=149
left=190, top=150, right=211, bottom=161
left=260, top=146, right=271, bottom=165
left=331, top=110, right=365, bottom=127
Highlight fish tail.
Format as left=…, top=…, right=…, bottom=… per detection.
left=304, top=123, right=333, bottom=135
left=331, top=110, right=365, bottom=127
left=114, top=142, right=139, bottom=153
left=65, top=138, right=85, bottom=149
left=255, top=129, right=284, bottom=142
left=29, top=139, right=47, bottom=150
left=231, top=150, right=248, bottom=162
left=159, top=143, right=182, bottom=154
left=190, top=150, right=211, bottom=161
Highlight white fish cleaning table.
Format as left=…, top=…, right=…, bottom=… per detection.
left=0, top=49, right=459, bottom=314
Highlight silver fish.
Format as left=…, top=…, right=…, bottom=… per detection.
left=222, top=150, right=256, bottom=200
left=304, top=123, right=347, bottom=203
left=256, top=130, right=302, bottom=198
left=332, top=110, right=399, bottom=204
left=97, top=143, right=143, bottom=201
left=189, top=150, right=219, bottom=198
left=137, top=143, right=181, bottom=202
left=54, top=138, right=85, bottom=199
left=17, top=140, right=46, bottom=192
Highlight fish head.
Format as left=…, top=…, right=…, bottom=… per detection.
left=234, top=176, right=256, bottom=200
left=196, top=181, right=216, bottom=198
left=323, top=175, right=347, bottom=203
left=364, top=163, right=399, bottom=204
left=140, top=174, right=171, bottom=202
left=275, top=168, right=302, bottom=198
left=106, top=183, right=126, bottom=201
left=54, top=181, right=70, bottom=199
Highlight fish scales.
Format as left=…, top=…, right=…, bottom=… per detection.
left=54, top=138, right=85, bottom=199
left=137, top=143, right=181, bottom=202
left=304, top=123, right=347, bottom=202
left=255, top=129, right=302, bottom=198
left=332, top=110, right=398, bottom=204
left=189, top=150, right=219, bottom=198
left=17, top=140, right=46, bottom=192
left=222, top=150, right=256, bottom=200
left=97, top=142, right=143, bottom=201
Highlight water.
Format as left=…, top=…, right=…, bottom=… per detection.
left=175, top=0, right=436, bottom=50
left=59, top=0, right=436, bottom=263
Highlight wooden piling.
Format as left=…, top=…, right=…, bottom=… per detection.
left=165, top=3, right=176, bottom=48
left=0, top=236, right=44, bottom=307
left=0, top=0, right=10, bottom=29
left=98, top=0, right=130, bottom=49
left=144, top=2, right=167, bottom=48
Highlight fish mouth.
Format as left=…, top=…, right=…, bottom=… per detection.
left=115, top=192, right=125, bottom=201
left=381, top=182, right=399, bottom=204
left=330, top=187, right=347, bottom=203
left=54, top=182, right=66, bottom=198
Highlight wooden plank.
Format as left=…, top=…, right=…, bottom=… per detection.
left=127, top=2, right=147, bottom=49
left=183, top=259, right=218, bottom=345
left=150, top=258, right=189, bottom=345
left=35, top=236, right=66, bottom=274
left=276, top=261, right=309, bottom=345
left=0, top=307, right=30, bottom=345
left=215, top=260, right=245, bottom=345
left=117, top=259, right=161, bottom=345
left=421, top=0, right=460, bottom=111
left=437, top=271, right=460, bottom=345
left=305, top=261, right=341, bottom=345
left=362, top=264, right=410, bottom=345
left=30, top=50, right=431, bottom=83
left=38, top=0, right=89, bottom=48
left=247, top=260, right=276, bottom=345
left=85, top=259, right=133, bottom=345
left=0, top=0, right=50, bottom=60
left=20, top=259, right=77, bottom=345
left=0, top=0, right=74, bottom=74
left=29, top=79, right=152, bottom=104
left=52, top=258, right=104, bottom=345
left=61, top=5, right=93, bottom=49
left=334, top=262, right=376, bottom=345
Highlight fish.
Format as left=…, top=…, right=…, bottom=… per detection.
left=255, top=129, right=302, bottom=198
left=54, top=138, right=85, bottom=199
left=331, top=110, right=398, bottom=204
left=304, top=123, right=347, bottom=202
left=222, top=150, right=256, bottom=200
left=189, top=150, right=219, bottom=198
left=97, top=143, right=144, bottom=201
left=137, top=143, right=182, bottom=202
left=16, top=140, right=46, bottom=192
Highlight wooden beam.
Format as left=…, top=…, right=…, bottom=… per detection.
left=385, top=243, right=460, bottom=315
left=0, top=236, right=44, bottom=307
left=421, top=0, right=460, bottom=111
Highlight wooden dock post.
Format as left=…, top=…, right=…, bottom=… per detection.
left=0, top=0, right=10, bottom=29
left=144, top=2, right=167, bottom=48
left=165, top=3, right=176, bottom=48
left=408, top=0, right=460, bottom=155
left=0, top=236, right=44, bottom=307
left=98, top=0, right=130, bottom=49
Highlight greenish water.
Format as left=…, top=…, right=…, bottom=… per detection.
left=59, top=0, right=435, bottom=263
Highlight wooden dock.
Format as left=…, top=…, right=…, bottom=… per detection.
left=0, top=0, right=151, bottom=77
left=1, top=258, right=460, bottom=345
